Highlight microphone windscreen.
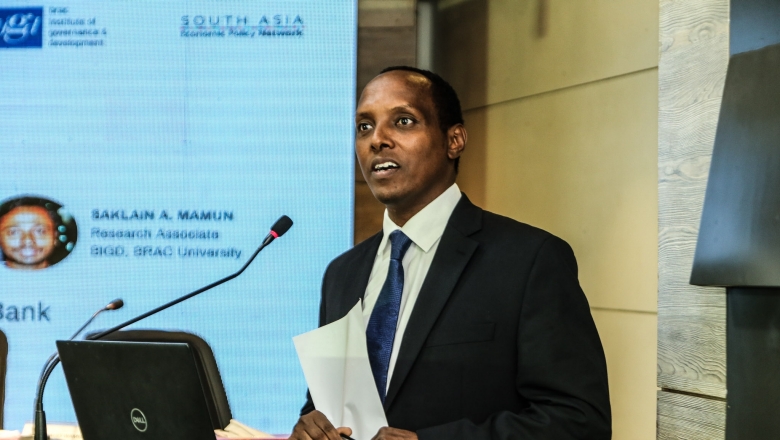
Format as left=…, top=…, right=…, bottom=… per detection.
left=271, top=215, right=293, bottom=237
left=106, top=299, right=124, bottom=310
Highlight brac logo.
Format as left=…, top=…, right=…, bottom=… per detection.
left=0, top=8, right=43, bottom=48
left=130, top=408, right=148, bottom=432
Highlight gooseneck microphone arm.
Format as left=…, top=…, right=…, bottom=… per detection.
left=69, top=299, right=124, bottom=340
left=37, top=298, right=124, bottom=385
left=87, top=215, right=293, bottom=340
left=34, top=298, right=125, bottom=440
left=33, top=215, right=293, bottom=440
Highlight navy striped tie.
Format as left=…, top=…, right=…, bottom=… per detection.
left=366, top=230, right=413, bottom=403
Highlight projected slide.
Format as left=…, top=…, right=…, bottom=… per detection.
left=0, top=1, right=356, bottom=433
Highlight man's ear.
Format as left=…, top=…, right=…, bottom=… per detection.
left=446, top=124, right=467, bottom=160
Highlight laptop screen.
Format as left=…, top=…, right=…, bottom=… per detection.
left=57, top=340, right=216, bottom=440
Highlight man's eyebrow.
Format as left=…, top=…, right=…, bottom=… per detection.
left=355, top=105, right=419, bottom=119
left=389, top=105, right=417, bottom=113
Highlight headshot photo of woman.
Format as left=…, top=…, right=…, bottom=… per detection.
left=0, top=196, right=78, bottom=270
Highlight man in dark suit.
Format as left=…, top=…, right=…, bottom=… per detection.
left=291, top=66, right=611, bottom=440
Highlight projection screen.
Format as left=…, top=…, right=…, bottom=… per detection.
left=0, top=1, right=356, bottom=433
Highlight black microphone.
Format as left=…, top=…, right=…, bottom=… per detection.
left=33, top=215, right=292, bottom=440
left=34, top=299, right=125, bottom=440
left=68, top=299, right=124, bottom=340
left=105, top=298, right=124, bottom=310
left=266, top=215, right=293, bottom=244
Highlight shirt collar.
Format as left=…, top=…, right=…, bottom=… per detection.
left=378, top=183, right=462, bottom=255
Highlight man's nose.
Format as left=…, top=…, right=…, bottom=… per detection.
left=20, top=231, right=38, bottom=245
left=370, top=123, right=393, bottom=151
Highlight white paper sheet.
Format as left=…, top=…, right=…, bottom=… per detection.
left=293, top=300, right=387, bottom=440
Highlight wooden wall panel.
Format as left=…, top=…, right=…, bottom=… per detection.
left=593, top=310, right=657, bottom=440
left=477, top=70, right=658, bottom=312
left=434, top=0, right=488, bottom=112
left=357, top=26, right=417, bottom=95
left=458, top=107, right=487, bottom=208
left=657, top=391, right=726, bottom=440
left=355, top=182, right=385, bottom=244
left=657, top=0, right=729, bottom=404
left=437, top=0, right=658, bottom=110
left=359, top=0, right=415, bottom=28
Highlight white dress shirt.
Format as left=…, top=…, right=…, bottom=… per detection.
left=362, top=183, right=462, bottom=391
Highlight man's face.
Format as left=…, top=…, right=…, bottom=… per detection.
left=0, top=206, right=57, bottom=269
left=355, top=71, right=462, bottom=219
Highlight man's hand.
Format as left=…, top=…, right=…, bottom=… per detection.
left=371, top=427, right=418, bottom=440
left=290, top=410, right=353, bottom=440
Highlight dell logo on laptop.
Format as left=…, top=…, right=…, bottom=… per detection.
left=130, top=408, right=148, bottom=432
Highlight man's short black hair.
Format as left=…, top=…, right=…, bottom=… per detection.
left=379, top=66, right=464, bottom=172
left=0, top=197, right=60, bottom=226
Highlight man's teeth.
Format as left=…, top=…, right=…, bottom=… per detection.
left=374, top=162, right=399, bottom=171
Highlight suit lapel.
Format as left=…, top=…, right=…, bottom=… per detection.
left=334, top=232, right=382, bottom=320
left=384, top=195, right=482, bottom=409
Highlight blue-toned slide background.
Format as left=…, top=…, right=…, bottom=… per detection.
left=0, top=1, right=355, bottom=433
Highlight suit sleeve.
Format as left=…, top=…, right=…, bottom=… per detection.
left=416, top=236, right=612, bottom=440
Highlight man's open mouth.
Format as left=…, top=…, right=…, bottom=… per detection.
left=373, top=161, right=400, bottom=172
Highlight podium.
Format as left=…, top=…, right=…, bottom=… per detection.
left=690, top=1, right=780, bottom=438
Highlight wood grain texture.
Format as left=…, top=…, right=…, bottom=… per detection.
left=657, top=0, right=729, bottom=405
left=357, top=26, right=417, bottom=96
left=359, top=10, right=414, bottom=28
left=657, top=390, right=725, bottom=440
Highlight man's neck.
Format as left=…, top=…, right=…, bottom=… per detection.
left=386, top=207, right=418, bottom=228
left=385, top=181, right=457, bottom=227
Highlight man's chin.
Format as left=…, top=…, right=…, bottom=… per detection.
left=6, top=256, right=49, bottom=269
left=369, top=189, right=402, bottom=207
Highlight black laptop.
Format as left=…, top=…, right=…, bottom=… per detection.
left=57, top=340, right=217, bottom=440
